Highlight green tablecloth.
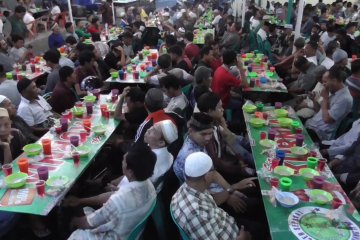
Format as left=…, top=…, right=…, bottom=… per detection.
left=244, top=106, right=360, bottom=239
left=0, top=96, right=119, bottom=216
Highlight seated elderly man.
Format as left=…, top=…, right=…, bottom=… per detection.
left=64, top=143, right=157, bottom=240
left=306, top=66, right=353, bottom=142
left=0, top=95, right=38, bottom=143
left=0, top=65, right=21, bottom=107
left=17, top=78, right=55, bottom=135
left=0, top=107, right=26, bottom=164
left=171, top=152, right=264, bottom=240
left=107, top=120, right=177, bottom=193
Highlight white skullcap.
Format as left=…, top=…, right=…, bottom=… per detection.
left=157, top=120, right=178, bottom=144
left=185, top=152, right=213, bottom=177
left=0, top=108, right=9, bottom=118
left=332, top=49, right=348, bottom=63
left=0, top=95, right=8, bottom=104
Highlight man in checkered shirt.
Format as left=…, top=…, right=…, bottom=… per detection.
left=171, top=152, right=252, bottom=240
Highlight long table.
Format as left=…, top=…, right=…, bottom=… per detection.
left=0, top=96, right=119, bottom=216
left=193, top=29, right=215, bottom=45
left=244, top=105, right=360, bottom=239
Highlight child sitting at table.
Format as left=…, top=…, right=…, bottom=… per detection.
left=0, top=107, right=26, bottom=164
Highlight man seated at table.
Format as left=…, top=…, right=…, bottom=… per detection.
left=0, top=65, right=21, bottom=107
left=114, top=86, right=147, bottom=139
left=50, top=66, right=79, bottom=114
left=75, top=50, right=101, bottom=96
left=122, top=31, right=135, bottom=59
left=92, top=33, right=109, bottom=59
left=168, top=45, right=192, bottom=73
left=134, top=88, right=184, bottom=156
left=306, top=66, right=353, bottom=142
left=287, top=56, right=327, bottom=95
left=146, top=54, right=193, bottom=86
left=0, top=107, right=26, bottom=164
left=9, top=35, right=32, bottom=63
left=17, top=78, right=55, bottom=135
left=212, top=50, right=248, bottom=110
left=0, top=95, right=38, bottom=143
left=0, top=38, right=15, bottom=73
left=64, top=22, right=79, bottom=42
left=75, top=20, right=91, bottom=39
left=171, top=152, right=263, bottom=240
left=197, top=92, right=254, bottom=172
left=195, top=46, right=214, bottom=70
left=159, top=75, right=188, bottom=114
left=107, top=120, right=177, bottom=193
left=43, top=49, right=61, bottom=93
left=64, top=143, right=157, bottom=240
left=48, top=23, right=65, bottom=49
left=104, top=43, right=127, bottom=70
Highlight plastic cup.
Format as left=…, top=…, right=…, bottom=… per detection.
left=279, top=177, right=292, bottom=191
left=268, top=129, right=276, bottom=140
left=22, top=63, right=26, bottom=71
left=2, top=164, right=12, bottom=176
left=72, top=152, right=80, bottom=166
left=37, top=166, right=49, bottom=181
left=260, top=131, right=267, bottom=140
left=317, top=158, right=327, bottom=172
left=256, top=103, right=264, bottom=111
left=250, top=79, right=255, bottom=87
left=295, top=128, right=303, bottom=134
left=270, top=177, right=279, bottom=188
left=248, top=66, right=253, bottom=72
left=30, top=64, right=35, bottom=73
left=307, top=157, right=319, bottom=169
left=41, top=139, right=52, bottom=155
left=100, top=104, right=107, bottom=116
left=138, top=52, right=144, bottom=60
left=295, top=134, right=304, bottom=147
left=271, top=158, right=280, bottom=170
left=80, top=130, right=87, bottom=143
left=12, top=73, right=17, bottom=80
left=60, top=117, right=68, bottom=132
left=312, top=176, right=325, bottom=189
left=75, top=101, right=83, bottom=107
left=35, top=66, right=40, bottom=73
left=70, top=135, right=80, bottom=147
left=86, top=103, right=93, bottom=115
left=151, top=60, right=157, bottom=67
left=275, top=102, right=282, bottom=109
left=111, top=89, right=119, bottom=96
left=263, top=112, right=268, bottom=120
left=5, top=72, right=12, bottom=80
left=309, top=150, right=317, bottom=157
left=103, top=109, right=110, bottom=119
left=55, top=125, right=62, bottom=134
left=291, top=121, right=301, bottom=133
left=133, top=71, right=139, bottom=79
left=255, top=79, right=260, bottom=86
left=36, top=180, right=45, bottom=197
left=83, top=119, right=91, bottom=133
left=91, top=89, right=100, bottom=100
left=132, top=65, right=137, bottom=71
left=332, top=198, right=342, bottom=209
left=18, top=158, right=29, bottom=174
left=119, top=70, right=125, bottom=80
left=270, top=66, right=275, bottom=72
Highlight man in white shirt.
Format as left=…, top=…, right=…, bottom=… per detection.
left=65, top=143, right=157, bottom=240
left=17, top=79, right=54, bottom=131
left=160, top=75, right=188, bottom=114
left=9, top=35, right=31, bottom=63
left=212, top=9, right=222, bottom=31
left=305, top=41, right=318, bottom=65
left=320, top=25, right=337, bottom=49
left=0, top=65, right=21, bottom=107
left=320, top=43, right=336, bottom=70
left=250, top=8, right=262, bottom=31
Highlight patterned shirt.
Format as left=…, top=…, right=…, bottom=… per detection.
left=93, top=41, right=110, bottom=59
left=68, top=179, right=156, bottom=240
left=171, top=183, right=239, bottom=240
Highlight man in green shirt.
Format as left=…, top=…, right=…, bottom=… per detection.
left=8, top=6, right=27, bottom=39
left=75, top=20, right=91, bottom=39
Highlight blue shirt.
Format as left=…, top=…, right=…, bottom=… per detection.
left=173, top=137, right=207, bottom=182
left=48, top=33, right=65, bottom=49
left=306, top=87, right=353, bottom=140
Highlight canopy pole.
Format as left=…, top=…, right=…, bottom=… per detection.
left=112, top=1, right=115, bottom=26
left=67, top=0, right=73, bottom=23
left=241, top=0, right=246, bottom=28
left=293, top=0, right=304, bottom=53
left=286, top=0, right=293, bottom=24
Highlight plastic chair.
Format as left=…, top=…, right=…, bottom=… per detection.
left=169, top=205, right=191, bottom=240
left=127, top=198, right=157, bottom=240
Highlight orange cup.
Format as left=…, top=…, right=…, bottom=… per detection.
left=41, top=139, right=52, bottom=155
left=18, top=158, right=29, bottom=174
left=83, top=119, right=91, bottom=132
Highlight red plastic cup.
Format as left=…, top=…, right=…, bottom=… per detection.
left=132, top=65, right=137, bottom=71
left=80, top=130, right=87, bottom=143
left=111, top=95, right=118, bottom=103
left=140, top=64, right=146, bottom=71
left=35, top=66, right=40, bottom=73
left=312, top=176, right=325, bottom=189
left=18, top=158, right=29, bottom=174
left=30, top=64, right=35, bottom=73
left=15, top=66, right=20, bottom=73
left=260, top=132, right=267, bottom=140
left=83, top=119, right=91, bottom=133
left=263, top=112, right=268, bottom=120
left=103, top=109, right=110, bottom=119
left=37, top=166, right=49, bottom=181
left=36, top=180, right=45, bottom=197
left=271, top=158, right=280, bottom=170
left=317, top=158, right=327, bottom=172
left=55, top=125, right=62, bottom=134
left=270, top=66, right=275, bottom=72
left=332, top=198, right=342, bottom=209
left=133, top=71, right=139, bottom=79
left=151, top=52, right=157, bottom=59
left=309, top=150, right=317, bottom=157
left=66, top=110, right=73, bottom=120
left=270, top=178, right=279, bottom=188
left=75, top=101, right=83, bottom=107
left=295, top=128, right=303, bottom=134
left=42, top=139, right=52, bottom=155
left=70, top=135, right=80, bottom=147
left=2, top=164, right=12, bottom=176
left=72, top=152, right=80, bottom=166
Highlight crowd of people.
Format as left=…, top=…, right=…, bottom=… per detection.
left=1, top=0, right=360, bottom=239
